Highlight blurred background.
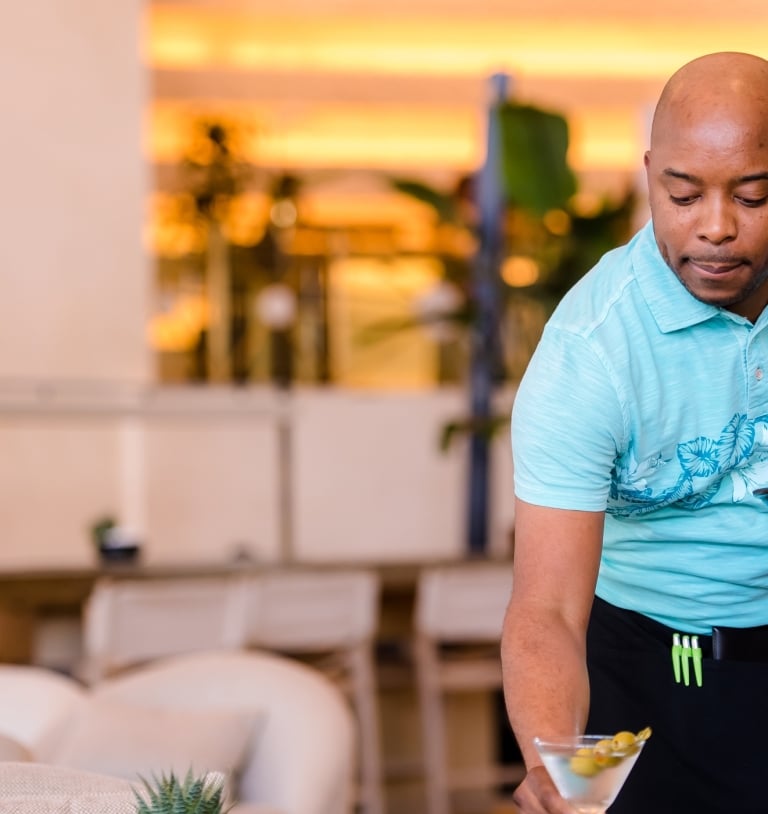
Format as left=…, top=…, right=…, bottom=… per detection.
left=1, top=1, right=767, bottom=812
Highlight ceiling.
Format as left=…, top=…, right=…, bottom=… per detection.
left=146, top=0, right=768, bottom=208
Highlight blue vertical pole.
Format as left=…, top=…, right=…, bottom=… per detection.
left=467, top=74, right=508, bottom=555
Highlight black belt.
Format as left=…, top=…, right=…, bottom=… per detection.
left=591, top=598, right=768, bottom=695
left=712, top=623, right=768, bottom=662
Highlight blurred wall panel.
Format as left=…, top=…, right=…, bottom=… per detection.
left=145, top=414, right=281, bottom=564
left=291, top=389, right=514, bottom=562
left=0, top=420, right=121, bottom=568
left=0, top=0, right=149, bottom=382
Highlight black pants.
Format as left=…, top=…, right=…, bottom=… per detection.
left=586, top=596, right=768, bottom=813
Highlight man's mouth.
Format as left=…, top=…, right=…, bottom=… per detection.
left=688, top=259, right=746, bottom=275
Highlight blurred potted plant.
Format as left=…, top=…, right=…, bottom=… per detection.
left=90, top=514, right=141, bottom=564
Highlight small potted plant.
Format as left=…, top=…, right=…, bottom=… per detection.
left=90, top=514, right=142, bottom=564
left=134, top=770, right=229, bottom=814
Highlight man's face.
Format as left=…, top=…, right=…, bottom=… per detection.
left=644, top=104, right=768, bottom=322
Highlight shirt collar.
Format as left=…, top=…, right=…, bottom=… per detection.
left=631, top=220, right=725, bottom=333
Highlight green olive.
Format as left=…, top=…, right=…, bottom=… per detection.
left=611, top=730, right=639, bottom=755
left=569, top=748, right=601, bottom=777
left=594, top=738, right=621, bottom=767
left=635, top=726, right=652, bottom=743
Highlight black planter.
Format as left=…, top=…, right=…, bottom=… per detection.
left=98, top=544, right=141, bottom=564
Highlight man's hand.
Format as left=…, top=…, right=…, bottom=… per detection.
left=512, top=766, right=575, bottom=814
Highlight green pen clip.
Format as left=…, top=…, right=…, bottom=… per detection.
left=672, top=633, right=682, bottom=683
left=691, top=635, right=703, bottom=687
left=681, top=634, right=692, bottom=686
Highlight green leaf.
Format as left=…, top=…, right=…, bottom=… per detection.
left=390, top=179, right=458, bottom=222
left=439, top=414, right=510, bottom=451
left=133, top=770, right=226, bottom=814
left=495, top=103, right=577, bottom=216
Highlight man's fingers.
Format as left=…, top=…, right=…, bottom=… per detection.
left=512, top=766, right=574, bottom=814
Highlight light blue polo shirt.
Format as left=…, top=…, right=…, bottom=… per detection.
left=512, top=220, right=768, bottom=633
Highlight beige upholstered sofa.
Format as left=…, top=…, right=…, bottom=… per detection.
left=0, top=763, right=239, bottom=814
left=0, top=761, right=140, bottom=814
left=0, top=651, right=356, bottom=814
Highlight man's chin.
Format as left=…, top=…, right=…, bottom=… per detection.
left=676, top=272, right=740, bottom=308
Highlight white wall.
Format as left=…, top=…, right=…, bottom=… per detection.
left=291, top=388, right=514, bottom=562
left=0, top=386, right=514, bottom=568
left=0, top=0, right=149, bottom=383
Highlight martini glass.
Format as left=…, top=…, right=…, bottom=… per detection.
left=533, top=733, right=647, bottom=814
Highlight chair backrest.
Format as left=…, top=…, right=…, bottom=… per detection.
left=91, top=649, right=355, bottom=814
left=80, top=576, right=248, bottom=682
left=243, top=569, right=380, bottom=651
left=415, top=561, right=513, bottom=643
left=242, top=569, right=384, bottom=814
left=0, top=665, right=87, bottom=759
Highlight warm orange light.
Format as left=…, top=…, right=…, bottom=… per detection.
left=149, top=10, right=768, bottom=79
left=329, top=256, right=444, bottom=389
left=145, top=8, right=768, bottom=190
left=568, top=108, right=646, bottom=171
left=149, top=97, right=642, bottom=178
left=148, top=294, right=209, bottom=352
left=149, top=102, right=483, bottom=171
left=501, top=256, right=541, bottom=288
left=543, top=209, right=571, bottom=237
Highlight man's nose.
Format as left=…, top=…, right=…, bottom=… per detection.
left=696, top=198, right=737, bottom=244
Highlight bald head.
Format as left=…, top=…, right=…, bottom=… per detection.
left=651, top=52, right=768, bottom=147
left=644, top=51, right=768, bottom=322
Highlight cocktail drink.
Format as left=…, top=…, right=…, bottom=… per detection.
left=533, top=729, right=650, bottom=814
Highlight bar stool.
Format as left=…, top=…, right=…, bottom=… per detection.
left=413, top=561, right=523, bottom=814
left=242, top=568, right=385, bottom=814
left=79, top=575, right=248, bottom=684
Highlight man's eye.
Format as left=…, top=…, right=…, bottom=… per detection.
left=737, top=196, right=768, bottom=207
left=669, top=195, right=698, bottom=205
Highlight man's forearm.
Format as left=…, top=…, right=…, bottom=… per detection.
left=500, top=605, right=591, bottom=769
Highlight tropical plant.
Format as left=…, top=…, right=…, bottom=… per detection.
left=133, top=769, right=229, bottom=814
left=372, top=98, right=635, bottom=382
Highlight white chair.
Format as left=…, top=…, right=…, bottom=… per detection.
left=413, top=561, right=522, bottom=814
left=0, top=663, right=87, bottom=760
left=79, top=575, right=248, bottom=683
left=0, top=654, right=352, bottom=814
left=242, top=569, right=384, bottom=814
left=88, top=649, right=355, bottom=814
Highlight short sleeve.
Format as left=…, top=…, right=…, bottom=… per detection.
left=512, top=324, right=624, bottom=511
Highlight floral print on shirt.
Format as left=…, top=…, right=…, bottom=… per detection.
left=609, top=413, right=768, bottom=515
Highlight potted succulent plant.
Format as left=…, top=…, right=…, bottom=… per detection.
left=133, top=770, right=229, bottom=814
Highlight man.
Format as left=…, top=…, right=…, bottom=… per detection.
left=502, top=51, right=768, bottom=814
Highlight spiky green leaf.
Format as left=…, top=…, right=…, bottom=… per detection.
left=133, top=770, right=227, bottom=814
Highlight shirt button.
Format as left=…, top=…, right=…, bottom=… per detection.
left=757, top=368, right=764, bottom=380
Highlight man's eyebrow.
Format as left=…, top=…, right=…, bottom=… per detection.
left=662, top=168, right=768, bottom=184
left=738, top=172, right=768, bottom=183
left=662, top=168, right=700, bottom=182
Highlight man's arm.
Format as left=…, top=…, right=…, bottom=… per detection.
left=501, top=498, right=605, bottom=812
